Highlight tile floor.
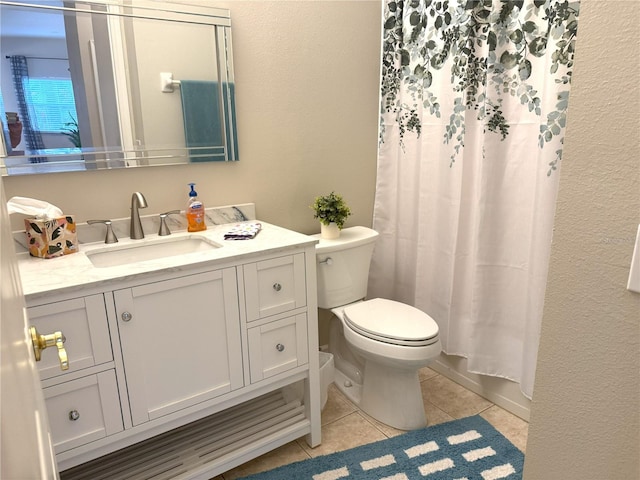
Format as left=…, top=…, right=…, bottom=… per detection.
left=216, top=368, right=529, bottom=479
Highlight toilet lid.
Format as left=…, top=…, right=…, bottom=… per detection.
left=343, top=298, right=439, bottom=346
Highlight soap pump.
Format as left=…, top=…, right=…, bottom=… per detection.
left=186, top=183, right=206, bottom=232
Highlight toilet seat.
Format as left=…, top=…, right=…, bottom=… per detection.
left=343, top=298, right=439, bottom=347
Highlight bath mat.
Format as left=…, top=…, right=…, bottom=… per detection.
left=238, top=415, right=524, bottom=480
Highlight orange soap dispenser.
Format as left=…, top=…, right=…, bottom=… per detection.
left=186, top=183, right=207, bottom=232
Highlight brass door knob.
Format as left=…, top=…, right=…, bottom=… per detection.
left=29, top=326, right=69, bottom=371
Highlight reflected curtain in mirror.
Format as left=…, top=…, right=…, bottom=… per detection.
left=9, top=55, right=46, bottom=161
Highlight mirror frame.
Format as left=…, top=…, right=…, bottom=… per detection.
left=0, top=0, right=238, bottom=175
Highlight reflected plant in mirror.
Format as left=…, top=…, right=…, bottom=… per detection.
left=61, top=114, right=81, bottom=148
left=0, top=0, right=238, bottom=175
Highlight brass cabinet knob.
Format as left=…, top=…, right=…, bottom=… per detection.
left=29, top=326, right=69, bottom=371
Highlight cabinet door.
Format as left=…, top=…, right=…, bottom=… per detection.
left=44, top=370, right=123, bottom=453
left=244, top=253, right=307, bottom=321
left=114, top=269, right=243, bottom=426
left=248, top=313, right=309, bottom=383
left=28, top=295, right=112, bottom=381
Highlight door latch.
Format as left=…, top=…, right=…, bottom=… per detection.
left=29, top=326, right=69, bottom=371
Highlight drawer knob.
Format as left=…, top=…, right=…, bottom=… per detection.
left=273, top=283, right=282, bottom=292
left=319, top=257, right=333, bottom=266
left=69, top=410, right=80, bottom=421
left=121, top=311, right=133, bottom=322
left=29, top=326, right=69, bottom=371
left=276, top=343, right=285, bottom=352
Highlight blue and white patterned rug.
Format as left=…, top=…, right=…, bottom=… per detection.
left=239, top=415, right=524, bottom=480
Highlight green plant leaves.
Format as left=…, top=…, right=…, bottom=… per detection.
left=379, top=0, right=580, bottom=171
left=311, top=192, right=352, bottom=229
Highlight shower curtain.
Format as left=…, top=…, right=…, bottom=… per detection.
left=369, top=0, right=580, bottom=397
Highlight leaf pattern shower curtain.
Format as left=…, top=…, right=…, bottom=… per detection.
left=369, top=0, right=579, bottom=397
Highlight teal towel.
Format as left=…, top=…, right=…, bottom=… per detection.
left=179, top=80, right=223, bottom=162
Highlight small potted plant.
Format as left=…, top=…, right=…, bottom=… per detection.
left=311, top=191, right=351, bottom=239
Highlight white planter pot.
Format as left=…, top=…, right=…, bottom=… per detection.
left=320, top=222, right=340, bottom=240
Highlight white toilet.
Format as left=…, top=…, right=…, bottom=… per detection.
left=313, top=226, right=441, bottom=430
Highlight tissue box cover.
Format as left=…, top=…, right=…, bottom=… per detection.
left=24, top=216, right=78, bottom=259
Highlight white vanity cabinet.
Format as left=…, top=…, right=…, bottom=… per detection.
left=28, top=295, right=112, bottom=381
left=243, top=253, right=310, bottom=383
left=27, top=295, right=124, bottom=454
left=20, top=222, right=321, bottom=480
left=43, top=371, right=123, bottom=454
left=243, top=253, right=307, bottom=321
left=113, top=267, right=244, bottom=426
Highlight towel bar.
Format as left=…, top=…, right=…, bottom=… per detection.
left=161, top=72, right=181, bottom=92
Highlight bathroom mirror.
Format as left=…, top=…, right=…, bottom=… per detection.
left=0, top=0, right=238, bottom=175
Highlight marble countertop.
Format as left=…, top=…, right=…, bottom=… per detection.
left=17, top=205, right=317, bottom=299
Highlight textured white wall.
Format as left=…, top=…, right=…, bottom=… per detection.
left=3, top=1, right=382, bottom=235
left=524, top=1, right=640, bottom=478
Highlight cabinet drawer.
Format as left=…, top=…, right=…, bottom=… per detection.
left=28, top=295, right=112, bottom=381
left=44, top=370, right=123, bottom=453
left=243, top=253, right=306, bottom=321
left=248, top=314, right=308, bottom=383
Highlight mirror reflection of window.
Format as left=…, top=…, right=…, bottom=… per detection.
left=0, top=2, right=119, bottom=166
left=19, top=59, right=80, bottom=149
left=0, top=1, right=238, bottom=175
left=22, top=76, right=80, bottom=147
left=1, top=3, right=76, bottom=164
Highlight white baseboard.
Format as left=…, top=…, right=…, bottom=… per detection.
left=430, top=354, right=531, bottom=422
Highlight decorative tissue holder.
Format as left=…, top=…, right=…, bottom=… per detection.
left=24, top=216, right=78, bottom=259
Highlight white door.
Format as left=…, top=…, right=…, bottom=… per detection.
left=0, top=182, right=58, bottom=479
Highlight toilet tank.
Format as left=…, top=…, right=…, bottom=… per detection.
left=312, top=226, right=379, bottom=309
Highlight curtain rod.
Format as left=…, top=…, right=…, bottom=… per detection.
left=5, top=55, right=68, bottom=61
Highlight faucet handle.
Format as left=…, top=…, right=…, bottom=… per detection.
left=158, top=210, right=181, bottom=236
left=87, top=219, right=118, bottom=244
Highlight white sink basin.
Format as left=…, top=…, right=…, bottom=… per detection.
left=86, top=235, right=221, bottom=268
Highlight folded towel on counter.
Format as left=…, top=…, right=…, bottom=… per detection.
left=224, top=222, right=262, bottom=240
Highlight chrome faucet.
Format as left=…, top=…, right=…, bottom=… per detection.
left=87, top=219, right=118, bottom=244
left=158, top=210, right=181, bottom=236
left=130, top=192, right=148, bottom=239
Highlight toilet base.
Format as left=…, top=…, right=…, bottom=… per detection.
left=360, top=362, right=427, bottom=430
left=333, top=368, right=362, bottom=406
left=333, top=362, right=427, bottom=431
